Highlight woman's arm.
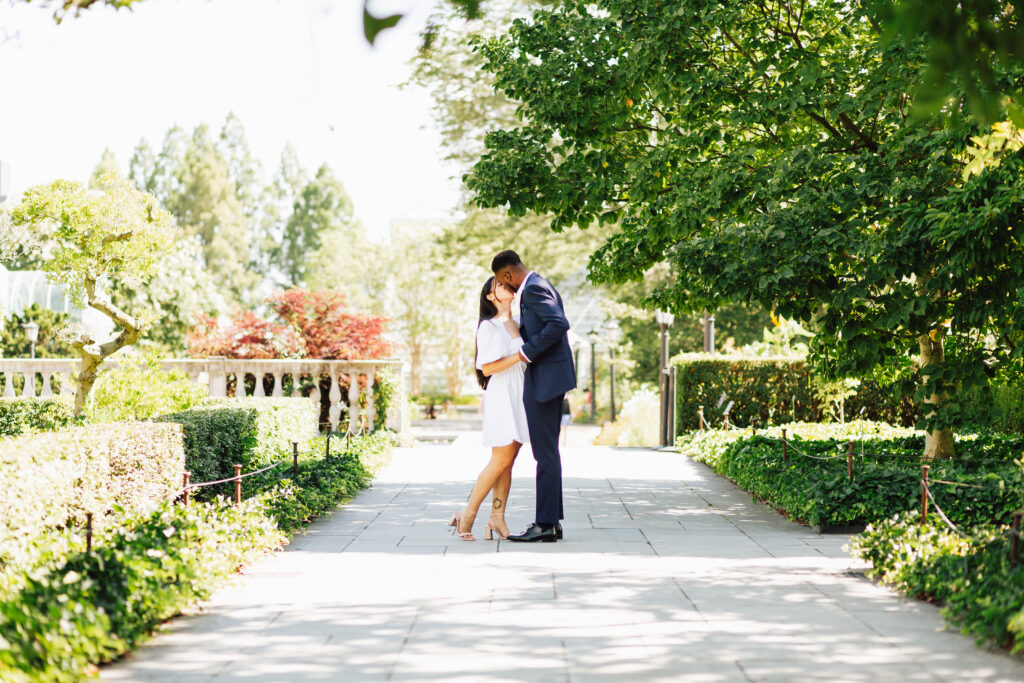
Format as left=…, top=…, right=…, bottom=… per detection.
left=481, top=351, right=522, bottom=377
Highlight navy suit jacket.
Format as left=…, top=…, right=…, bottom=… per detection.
left=519, top=273, right=577, bottom=403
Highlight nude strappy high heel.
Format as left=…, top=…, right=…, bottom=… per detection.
left=447, top=509, right=477, bottom=541
left=484, top=513, right=510, bottom=540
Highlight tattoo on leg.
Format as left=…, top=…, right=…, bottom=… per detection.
left=493, top=498, right=503, bottom=510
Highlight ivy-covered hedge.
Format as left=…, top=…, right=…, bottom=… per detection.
left=0, top=422, right=184, bottom=568
left=0, top=431, right=396, bottom=682
left=679, top=422, right=1024, bottom=527
left=671, top=355, right=916, bottom=431
left=851, top=512, right=1024, bottom=653
left=0, top=498, right=283, bottom=682
left=0, top=397, right=75, bottom=437
left=156, top=397, right=317, bottom=486
left=245, top=432, right=397, bottom=532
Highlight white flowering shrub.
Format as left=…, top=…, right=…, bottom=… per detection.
left=616, top=387, right=661, bottom=447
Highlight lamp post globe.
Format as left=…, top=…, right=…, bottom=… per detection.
left=22, top=320, right=40, bottom=359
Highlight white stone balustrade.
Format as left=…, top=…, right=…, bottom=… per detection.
left=0, top=357, right=407, bottom=434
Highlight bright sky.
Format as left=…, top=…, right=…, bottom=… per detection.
left=0, top=0, right=462, bottom=241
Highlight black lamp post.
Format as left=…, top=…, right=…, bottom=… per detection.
left=656, top=310, right=675, bottom=446
left=23, top=320, right=39, bottom=359
left=587, top=329, right=599, bottom=420
left=605, top=321, right=622, bottom=422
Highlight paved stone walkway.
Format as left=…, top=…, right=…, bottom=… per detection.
left=103, top=428, right=1024, bottom=682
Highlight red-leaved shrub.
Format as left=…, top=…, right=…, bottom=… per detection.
left=187, top=289, right=391, bottom=360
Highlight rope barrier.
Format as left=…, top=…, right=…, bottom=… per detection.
left=923, top=483, right=961, bottom=535
left=927, top=478, right=998, bottom=490
left=187, top=461, right=286, bottom=490
left=165, top=460, right=288, bottom=502
left=754, top=433, right=848, bottom=461
left=743, top=431, right=1019, bottom=466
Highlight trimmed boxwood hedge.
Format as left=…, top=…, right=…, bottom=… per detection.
left=0, top=397, right=75, bottom=437
left=679, top=422, right=1024, bottom=527
left=0, top=422, right=185, bottom=569
left=156, top=397, right=318, bottom=487
left=671, top=354, right=917, bottom=432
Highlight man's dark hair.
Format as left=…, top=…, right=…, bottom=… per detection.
left=491, top=249, right=523, bottom=272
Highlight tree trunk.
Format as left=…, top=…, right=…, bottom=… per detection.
left=918, top=332, right=955, bottom=459
left=409, top=345, right=422, bottom=395
left=73, top=355, right=101, bottom=417
left=69, top=282, right=144, bottom=417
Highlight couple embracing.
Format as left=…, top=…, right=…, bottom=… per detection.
left=447, top=250, right=576, bottom=543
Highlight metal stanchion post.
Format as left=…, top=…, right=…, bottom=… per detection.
left=234, top=464, right=242, bottom=505
left=86, top=512, right=93, bottom=554
left=920, top=465, right=930, bottom=525
left=293, top=442, right=299, bottom=477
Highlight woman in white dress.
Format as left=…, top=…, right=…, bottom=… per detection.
left=448, top=276, right=530, bottom=540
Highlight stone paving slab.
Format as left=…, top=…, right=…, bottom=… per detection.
left=101, top=428, right=1024, bottom=682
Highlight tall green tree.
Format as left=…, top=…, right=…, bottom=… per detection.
left=217, top=113, right=263, bottom=220
left=249, top=145, right=307, bottom=285
left=130, top=122, right=257, bottom=302
left=466, top=0, right=1024, bottom=458
left=88, top=148, right=120, bottom=189
left=410, top=0, right=612, bottom=286
left=280, top=164, right=359, bottom=288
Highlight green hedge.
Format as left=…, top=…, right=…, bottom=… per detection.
left=245, top=432, right=396, bottom=532
left=156, top=397, right=317, bottom=487
left=679, top=422, right=1024, bottom=527
left=0, top=422, right=184, bottom=568
left=671, top=355, right=916, bottom=431
left=851, top=512, right=1024, bottom=652
left=0, top=431, right=397, bottom=681
left=0, top=498, right=283, bottom=682
left=0, top=397, right=75, bottom=437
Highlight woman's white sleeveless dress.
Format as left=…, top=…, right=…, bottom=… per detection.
left=476, top=318, right=530, bottom=447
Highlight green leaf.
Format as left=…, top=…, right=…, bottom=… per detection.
left=363, top=6, right=403, bottom=45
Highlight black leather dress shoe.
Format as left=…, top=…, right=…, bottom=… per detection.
left=555, top=523, right=563, bottom=540
left=507, top=522, right=558, bottom=543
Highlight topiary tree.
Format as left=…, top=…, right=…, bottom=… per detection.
left=9, top=174, right=174, bottom=416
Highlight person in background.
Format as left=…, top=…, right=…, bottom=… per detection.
left=559, top=395, right=572, bottom=446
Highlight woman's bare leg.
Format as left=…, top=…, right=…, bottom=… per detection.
left=488, top=442, right=521, bottom=537
left=459, top=442, right=520, bottom=534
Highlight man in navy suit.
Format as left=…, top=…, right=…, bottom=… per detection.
left=492, top=250, right=576, bottom=542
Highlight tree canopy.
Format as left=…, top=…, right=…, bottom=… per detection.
left=465, top=0, right=1024, bottom=457
left=9, top=173, right=175, bottom=414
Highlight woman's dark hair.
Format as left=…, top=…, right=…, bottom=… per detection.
left=475, top=276, right=498, bottom=390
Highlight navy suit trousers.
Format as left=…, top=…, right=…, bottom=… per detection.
left=523, top=387, right=565, bottom=525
